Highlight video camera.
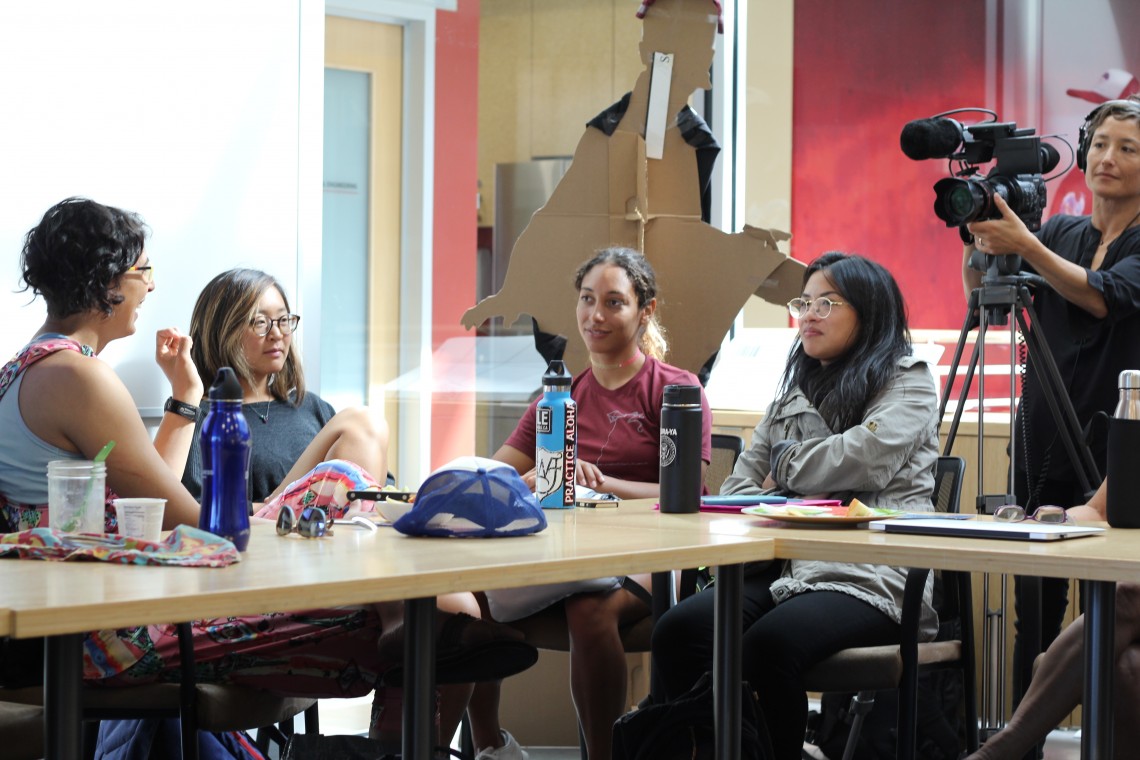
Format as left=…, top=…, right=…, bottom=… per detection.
left=900, top=110, right=1061, bottom=233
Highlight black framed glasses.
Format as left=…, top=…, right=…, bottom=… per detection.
left=126, top=263, right=155, bottom=283
left=276, top=505, right=333, bottom=538
left=787, top=296, right=847, bottom=319
left=993, top=504, right=1070, bottom=524
left=250, top=313, right=301, bottom=337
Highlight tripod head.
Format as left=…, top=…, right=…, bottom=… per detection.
left=965, top=249, right=1044, bottom=325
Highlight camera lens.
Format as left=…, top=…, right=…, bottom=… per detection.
left=933, top=177, right=990, bottom=227
left=947, top=184, right=981, bottom=217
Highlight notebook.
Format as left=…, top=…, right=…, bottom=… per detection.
left=869, top=517, right=1105, bottom=542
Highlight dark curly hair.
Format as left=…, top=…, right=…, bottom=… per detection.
left=20, top=197, right=149, bottom=319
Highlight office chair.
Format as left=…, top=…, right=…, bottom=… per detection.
left=707, top=433, right=746, bottom=495
left=802, top=455, right=978, bottom=760
left=1, top=623, right=318, bottom=760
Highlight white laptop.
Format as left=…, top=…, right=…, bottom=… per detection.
left=869, top=517, right=1105, bottom=542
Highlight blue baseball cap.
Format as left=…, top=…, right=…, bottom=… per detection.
left=393, top=457, right=547, bottom=538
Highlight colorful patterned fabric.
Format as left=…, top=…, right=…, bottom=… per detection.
left=0, top=337, right=94, bottom=399
left=0, top=337, right=119, bottom=534
left=0, top=525, right=239, bottom=566
left=90, top=606, right=388, bottom=697
left=255, top=458, right=383, bottom=520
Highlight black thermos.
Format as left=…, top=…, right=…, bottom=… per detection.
left=1108, top=369, right=1140, bottom=528
left=659, top=384, right=703, bottom=514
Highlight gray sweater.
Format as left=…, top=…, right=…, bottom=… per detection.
left=182, top=392, right=336, bottom=504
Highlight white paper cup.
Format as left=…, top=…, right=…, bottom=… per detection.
left=114, top=498, right=167, bottom=542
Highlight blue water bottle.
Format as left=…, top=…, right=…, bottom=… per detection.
left=535, top=360, right=577, bottom=508
left=199, top=367, right=252, bottom=551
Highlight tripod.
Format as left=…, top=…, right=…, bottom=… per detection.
left=939, top=269, right=1101, bottom=742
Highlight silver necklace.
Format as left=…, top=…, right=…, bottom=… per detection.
left=249, top=400, right=271, bottom=424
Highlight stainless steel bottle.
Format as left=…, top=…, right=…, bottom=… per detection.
left=659, top=384, right=702, bottom=514
left=1107, top=369, right=1140, bottom=528
left=198, top=367, right=252, bottom=549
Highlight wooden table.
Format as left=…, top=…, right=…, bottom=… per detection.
left=605, top=501, right=1140, bottom=760
left=407, top=504, right=1137, bottom=760
left=1, top=510, right=775, bottom=760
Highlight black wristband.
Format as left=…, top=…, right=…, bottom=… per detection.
left=164, top=397, right=202, bottom=422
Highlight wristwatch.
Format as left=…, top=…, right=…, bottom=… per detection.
left=164, top=397, right=202, bottom=423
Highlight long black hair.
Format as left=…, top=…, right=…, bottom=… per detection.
left=777, top=252, right=912, bottom=431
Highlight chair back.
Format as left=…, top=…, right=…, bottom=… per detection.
left=933, top=456, right=965, bottom=515
left=931, top=456, right=967, bottom=620
left=706, top=434, right=745, bottom=495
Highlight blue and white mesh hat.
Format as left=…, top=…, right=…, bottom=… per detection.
left=393, top=457, right=548, bottom=538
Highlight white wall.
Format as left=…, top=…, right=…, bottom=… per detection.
left=0, top=0, right=307, bottom=412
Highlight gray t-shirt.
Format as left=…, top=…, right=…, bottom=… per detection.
left=182, top=391, right=336, bottom=504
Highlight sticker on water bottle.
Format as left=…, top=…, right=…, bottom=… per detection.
left=660, top=429, right=677, bottom=467
left=536, top=447, right=566, bottom=502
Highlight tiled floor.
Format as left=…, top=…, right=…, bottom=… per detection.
left=312, top=695, right=1083, bottom=759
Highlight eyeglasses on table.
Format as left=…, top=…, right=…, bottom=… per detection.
left=993, top=504, right=1070, bottom=524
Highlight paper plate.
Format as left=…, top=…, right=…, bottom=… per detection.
left=742, top=504, right=902, bottom=525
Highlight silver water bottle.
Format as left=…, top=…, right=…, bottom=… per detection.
left=659, top=384, right=702, bottom=514
left=1107, top=369, right=1140, bottom=528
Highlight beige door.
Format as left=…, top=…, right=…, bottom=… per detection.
left=323, top=16, right=403, bottom=449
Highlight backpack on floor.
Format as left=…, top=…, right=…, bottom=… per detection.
left=612, top=672, right=773, bottom=760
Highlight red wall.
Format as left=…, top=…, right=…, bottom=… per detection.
left=792, top=0, right=988, bottom=329
left=431, top=0, right=479, bottom=467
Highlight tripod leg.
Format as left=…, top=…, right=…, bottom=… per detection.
left=940, top=289, right=982, bottom=422
left=942, top=290, right=985, bottom=457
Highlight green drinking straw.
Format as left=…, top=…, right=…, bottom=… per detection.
left=94, top=440, right=116, bottom=463
left=75, top=441, right=115, bottom=531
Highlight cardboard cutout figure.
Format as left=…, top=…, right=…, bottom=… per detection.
left=461, top=0, right=804, bottom=375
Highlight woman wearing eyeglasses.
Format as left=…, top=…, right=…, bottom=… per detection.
left=0, top=197, right=204, bottom=534
left=652, top=252, right=941, bottom=760
left=182, top=268, right=528, bottom=747
left=180, top=268, right=390, bottom=512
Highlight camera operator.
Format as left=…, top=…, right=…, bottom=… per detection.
left=961, top=95, right=1140, bottom=711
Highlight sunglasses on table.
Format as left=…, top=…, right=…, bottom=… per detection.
left=993, top=504, right=1070, bottom=524
left=276, top=506, right=334, bottom=538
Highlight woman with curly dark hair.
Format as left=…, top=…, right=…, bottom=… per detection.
left=2, top=196, right=203, bottom=531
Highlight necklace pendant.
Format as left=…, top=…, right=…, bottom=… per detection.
left=250, top=401, right=271, bottom=424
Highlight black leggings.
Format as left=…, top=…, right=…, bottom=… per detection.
left=651, top=567, right=899, bottom=760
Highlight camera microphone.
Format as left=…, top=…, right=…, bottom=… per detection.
left=900, top=117, right=965, bottom=160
